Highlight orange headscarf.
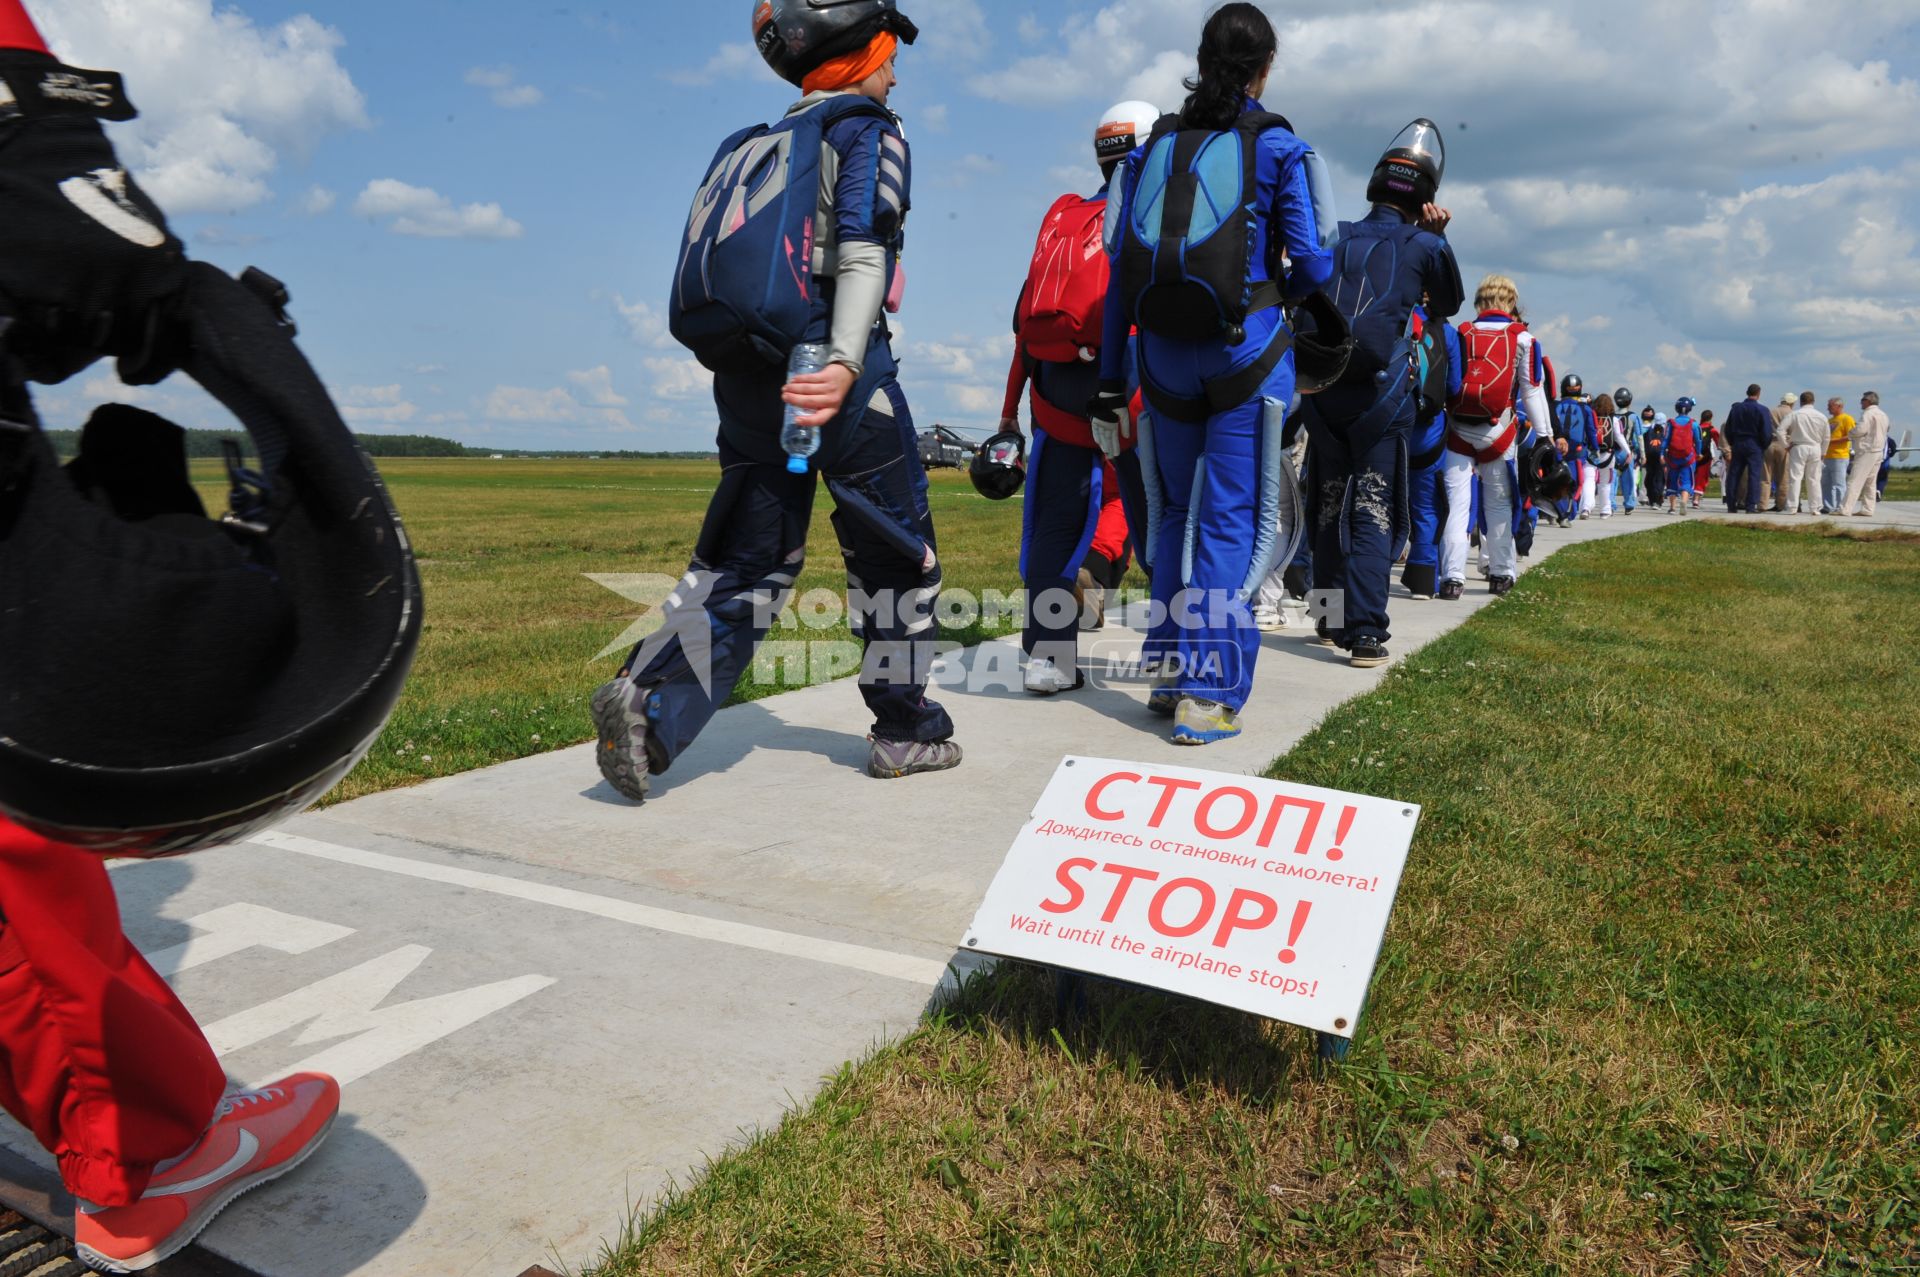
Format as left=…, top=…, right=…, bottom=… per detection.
left=801, top=30, right=896, bottom=94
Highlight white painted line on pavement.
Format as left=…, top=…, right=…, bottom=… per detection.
left=249, top=830, right=952, bottom=987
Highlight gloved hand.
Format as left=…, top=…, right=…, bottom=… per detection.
left=1086, top=381, right=1132, bottom=458
left=0, top=51, right=186, bottom=385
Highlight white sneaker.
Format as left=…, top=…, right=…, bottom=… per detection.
left=1024, top=657, right=1080, bottom=696
left=1252, top=605, right=1288, bottom=633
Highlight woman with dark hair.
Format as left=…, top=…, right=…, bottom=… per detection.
left=1091, top=2, right=1335, bottom=745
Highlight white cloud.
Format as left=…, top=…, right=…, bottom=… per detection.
left=353, top=180, right=524, bottom=240
left=484, top=382, right=637, bottom=432
left=295, top=185, right=336, bottom=217
left=916, top=0, right=992, bottom=63
left=663, top=43, right=777, bottom=87
left=339, top=384, right=419, bottom=427
left=465, top=65, right=544, bottom=109
left=615, top=296, right=675, bottom=349
left=38, top=0, right=367, bottom=214
left=567, top=366, right=630, bottom=408
left=643, top=356, right=715, bottom=401
left=921, top=104, right=951, bottom=133
left=485, top=385, right=578, bottom=422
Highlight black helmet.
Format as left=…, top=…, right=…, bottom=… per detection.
left=1291, top=292, right=1355, bottom=395
left=1559, top=373, right=1584, bottom=399
left=1614, top=387, right=1633, bottom=411
left=1522, top=439, right=1573, bottom=503
left=969, top=429, right=1026, bottom=500
left=0, top=264, right=421, bottom=857
left=1674, top=396, right=1695, bottom=415
left=753, top=0, right=920, bottom=87
left=1366, top=118, right=1444, bottom=210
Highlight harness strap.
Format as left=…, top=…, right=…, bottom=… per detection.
left=1142, top=325, right=1295, bottom=424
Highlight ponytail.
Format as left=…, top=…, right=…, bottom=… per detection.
left=1179, top=3, right=1277, bottom=131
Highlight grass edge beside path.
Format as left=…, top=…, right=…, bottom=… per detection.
left=578, top=521, right=1920, bottom=1277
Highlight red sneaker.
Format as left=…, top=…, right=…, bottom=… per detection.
left=75, top=1073, right=340, bottom=1272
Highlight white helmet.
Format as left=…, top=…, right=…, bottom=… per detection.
left=1095, top=100, right=1159, bottom=169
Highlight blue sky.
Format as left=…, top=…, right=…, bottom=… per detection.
left=30, top=0, right=1920, bottom=452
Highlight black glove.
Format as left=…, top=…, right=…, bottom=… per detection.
left=1086, top=380, right=1131, bottom=457
left=0, top=51, right=186, bottom=385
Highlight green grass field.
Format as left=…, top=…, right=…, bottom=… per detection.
left=193, top=457, right=1028, bottom=803
left=575, top=520, right=1920, bottom=1277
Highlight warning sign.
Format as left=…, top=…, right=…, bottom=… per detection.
left=963, top=757, right=1421, bottom=1038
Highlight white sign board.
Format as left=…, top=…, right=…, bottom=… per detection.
left=964, top=757, right=1420, bottom=1038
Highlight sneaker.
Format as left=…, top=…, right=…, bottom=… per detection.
left=1438, top=580, right=1465, bottom=601
left=1349, top=640, right=1390, bottom=669
left=1489, top=575, right=1515, bottom=596
left=590, top=677, right=657, bottom=803
left=76, top=1074, right=340, bottom=1273
left=1147, top=682, right=1180, bottom=716
left=1309, top=624, right=1340, bottom=649
left=1172, top=698, right=1242, bottom=746
left=1252, top=604, right=1287, bottom=631
left=1024, top=656, right=1081, bottom=696
left=1074, top=567, right=1107, bottom=631
left=868, top=736, right=963, bottom=778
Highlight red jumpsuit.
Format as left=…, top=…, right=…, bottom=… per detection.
left=0, top=0, right=229, bottom=1208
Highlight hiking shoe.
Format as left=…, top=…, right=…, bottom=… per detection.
left=1075, top=567, right=1107, bottom=631
left=1172, top=698, right=1242, bottom=746
left=1438, top=580, right=1465, bottom=601
left=1147, top=683, right=1180, bottom=716
left=1349, top=640, right=1390, bottom=669
left=1024, top=657, right=1081, bottom=696
left=591, top=677, right=656, bottom=803
left=868, top=736, right=963, bottom=778
left=76, top=1074, right=340, bottom=1273
left=1489, top=575, right=1515, bottom=597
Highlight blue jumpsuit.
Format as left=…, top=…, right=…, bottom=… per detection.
left=625, top=97, right=953, bottom=769
left=1302, top=206, right=1462, bottom=647
left=1402, top=314, right=1463, bottom=598
left=1100, top=100, right=1332, bottom=711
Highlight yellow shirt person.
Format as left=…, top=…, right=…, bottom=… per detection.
left=1826, top=412, right=1854, bottom=460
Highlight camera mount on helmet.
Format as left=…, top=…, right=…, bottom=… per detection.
left=1366, top=118, right=1445, bottom=211
left=753, top=0, right=919, bottom=87
left=1094, top=100, right=1160, bottom=173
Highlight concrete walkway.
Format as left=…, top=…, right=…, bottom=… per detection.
left=3, top=503, right=1912, bottom=1276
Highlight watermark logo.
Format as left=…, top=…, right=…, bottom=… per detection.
left=589, top=575, right=1345, bottom=695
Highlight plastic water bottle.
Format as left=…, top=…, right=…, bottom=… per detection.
left=781, top=342, right=829, bottom=474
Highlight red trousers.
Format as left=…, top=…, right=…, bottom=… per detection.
left=0, top=819, right=224, bottom=1206
left=1088, top=458, right=1130, bottom=571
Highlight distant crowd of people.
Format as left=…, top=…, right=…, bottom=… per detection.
left=1542, top=386, right=1896, bottom=520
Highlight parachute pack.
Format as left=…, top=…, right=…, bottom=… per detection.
left=1015, top=193, right=1110, bottom=364
left=1323, top=220, right=1442, bottom=389
left=669, top=95, right=890, bottom=377
left=1112, top=112, right=1290, bottom=342
left=1453, top=320, right=1526, bottom=423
